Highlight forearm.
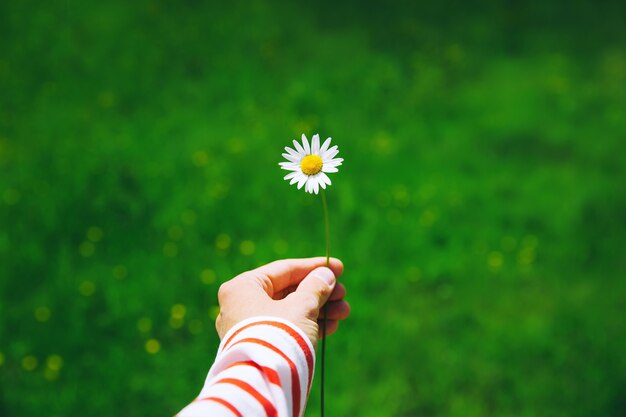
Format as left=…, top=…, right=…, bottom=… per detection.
left=176, top=316, right=315, bottom=417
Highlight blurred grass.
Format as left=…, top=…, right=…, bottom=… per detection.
left=1, top=0, right=625, bottom=416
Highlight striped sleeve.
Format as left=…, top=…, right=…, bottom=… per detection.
left=176, top=316, right=315, bottom=417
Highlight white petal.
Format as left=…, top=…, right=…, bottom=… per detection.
left=290, top=172, right=303, bottom=185
left=293, top=139, right=305, bottom=155
left=297, top=175, right=307, bottom=189
left=282, top=152, right=299, bottom=163
left=325, top=146, right=339, bottom=159
left=318, top=174, right=327, bottom=189
left=284, top=171, right=299, bottom=181
left=322, top=165, right=339, bottom=173
left=324, top=158, right=343, bottom=167
left=284, top=146, right=299, bottom=157
left=319, top=172, right=332, bottom=187
left=279, top=162, right=300, bottom=171
left=320, top=137, right=332, bottom=154
left=301, top=134, right=311, bottom=154
left=313, top=179, right=319, bottom=194
left=312, top=134, right=320, bottom=154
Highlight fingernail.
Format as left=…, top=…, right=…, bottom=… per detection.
left=315, top=267, right=336, bottom=287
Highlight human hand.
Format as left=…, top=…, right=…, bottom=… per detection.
left=215, top=257, right=349, bottom=348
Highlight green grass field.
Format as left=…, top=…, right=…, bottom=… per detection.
left=1, top=1, right=625, bottom=416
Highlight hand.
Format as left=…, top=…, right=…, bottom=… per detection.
left=215, top=257, right=349, bottom=348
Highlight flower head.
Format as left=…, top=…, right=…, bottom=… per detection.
left=279, top=134, right=343, bottom=194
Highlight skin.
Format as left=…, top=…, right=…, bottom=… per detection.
left=215, top=257, right=350, bottom=348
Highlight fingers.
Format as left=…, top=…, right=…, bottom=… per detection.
left=252, top=257, right=343, bottom=294
left=317, top=296, right=350, bottom=339
left=318, top=300, right=351, bottom=321
left=215, top=313, right=223, bottom=338
left=318, top=319, right=339, bottom=337
left=272, top=280, right=345, bottom=301
left=292, top=266, right=336, bottom=312
left=328, top=282, right=346, bottom=301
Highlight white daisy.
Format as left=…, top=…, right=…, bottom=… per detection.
left=279, top=134, right=343, bottom=194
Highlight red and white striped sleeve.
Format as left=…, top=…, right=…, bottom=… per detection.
left=176, top=316, right=315, bottom=417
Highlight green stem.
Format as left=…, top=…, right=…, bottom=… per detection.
left=321, top=189, right=330, bottom=267
left=320, top=189, right=330, bottom=417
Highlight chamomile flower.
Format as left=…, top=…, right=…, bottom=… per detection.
left=279, top=134, right=343, bottom=194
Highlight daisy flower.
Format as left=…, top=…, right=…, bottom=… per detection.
left=279, top=134, right=343, bottom=194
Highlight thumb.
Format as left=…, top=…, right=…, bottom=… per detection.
left=294, top=266, right=336, bottom=312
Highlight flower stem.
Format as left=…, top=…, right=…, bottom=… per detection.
left=321, top=189, right=330, bottom=267
left=320, top=189, right=330, bottom=417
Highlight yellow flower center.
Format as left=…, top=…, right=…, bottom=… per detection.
left=300, top=154, right=323, bottom=176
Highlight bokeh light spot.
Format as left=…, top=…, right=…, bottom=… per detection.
left=293, top=120, right=313, bottom=136
left=3, top=188, right=21, bottom=205
left=188, top=319, right=203, bottom=335
left=406, top=266, right=422, bottom=282
left=546, top=76, right=569, bottom=94
left=79, top=281, right=96, bottom=296
left=22, top=355, right=38, bottom=371
left=97, top=91, right=116, bottom=108
left=372, top=131, right=393, bottom=154
left=113, top=265, right=128, bottom=280
left=137, top=317, right=152, bottom=333
left=215, top=234, right=231, bottom=250
left=192, top=150, right=209, bottom=167
left=418, top=184, right=436, bottom=202
left=447, top=192, right=463, bottom=207
left=208, top=183, right=230, bottom=200
left=44, top=368, right=59, bottom=381
left=169, top=317, right=184, bottom=329
left=200, top=269, right=216, bottom=284
left=419, top=209, right=438, bottom=227
left=168, top=226, right=183, bottom=241
left=171, top=304, right=187, bottom=319
left=473, top=240, right=489, bottom=255
left=438, top=284, right=454, bottom=300
left=240, top=240, right=256, bottom=256
left=376, top=192, right=390, bottom=208
left=181, top=209, right=197, bottom=225
left=273, top=239, right=288, bottom=255
left=34, top=306, right=51, bottom=322
left=387, top=209, right=402, bottom=225
left=488, top=251, right=504, bottom=270
left=522, top=235, right=539, bottom=249
left=518, top=247, right=536, bottom=265
left=163, top=242, right=178, bottom=257
left=227, top=137, right=246, bottom=154
left=87, top=226, right=104, bottom=242
left=145, top=339, right=161, bottom=354
left=0, top=232, right=8, bottom=252
left=446, top=43, right=464, bottom=64
left=392, top=184, right=410, bottom=207
left=501, top=236, right=517, bottom=251
left=46, top=355, right=63, bottom=371
left=79, top=241, right=95, bottom=257
left=209, top=306, right=220, bottom=320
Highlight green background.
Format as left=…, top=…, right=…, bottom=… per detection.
left=1, top=1, right=625, bottom=416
